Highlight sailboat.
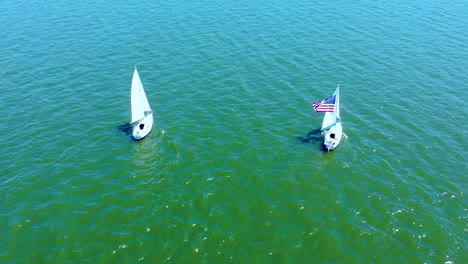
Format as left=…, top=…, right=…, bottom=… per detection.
left=130, top=66, right=153, bottom=140
left=312, top=84, right=342, bottom=150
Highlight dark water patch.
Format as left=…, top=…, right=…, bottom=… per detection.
left=298, top=128, right=322, bottom=143
left=117, top=122, right=133, bottom=136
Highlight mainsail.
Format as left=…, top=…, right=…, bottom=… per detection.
left=131, top=67, right=151, bottom=123
left=320, top=84, right=340, bottom=131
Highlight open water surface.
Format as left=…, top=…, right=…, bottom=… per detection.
left=1, top=1, right=467, bottom=263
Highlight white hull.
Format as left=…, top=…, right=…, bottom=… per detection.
left=323, top=121, right=342, bottom=150
left=132, top=113, right=153, bottom=140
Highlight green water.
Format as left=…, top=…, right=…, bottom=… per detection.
left=1, top=1, right=466, bottom=263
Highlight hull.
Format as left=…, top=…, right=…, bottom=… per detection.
left=132, top=114, right=153, bottom=140
left=323, top=121, right=342, bottom=150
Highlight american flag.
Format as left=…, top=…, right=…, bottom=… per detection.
left=312, top=95, right=335, bottom=112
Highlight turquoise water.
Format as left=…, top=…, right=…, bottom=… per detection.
left=1, top=1, right=466, bottom=263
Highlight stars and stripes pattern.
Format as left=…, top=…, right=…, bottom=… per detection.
left=312, top=95, right=335, bottom=112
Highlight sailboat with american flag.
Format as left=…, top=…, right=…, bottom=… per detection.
left=312, top=84, right=342, bottom=150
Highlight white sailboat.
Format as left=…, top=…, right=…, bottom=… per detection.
left=313, top=84, right=342, bottom=150
left=130, top=66, right=153, bottom=140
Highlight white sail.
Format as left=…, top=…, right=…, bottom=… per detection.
left=131, top=67, right=151, bottom=123
left=321, top=112, right=336, bottom=131
left=335, top=84, right=340, bottom=119
left=321, top=84, right=339, bottom=131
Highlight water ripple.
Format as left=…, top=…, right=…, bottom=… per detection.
left=1, top=1, right=466, bottom=263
